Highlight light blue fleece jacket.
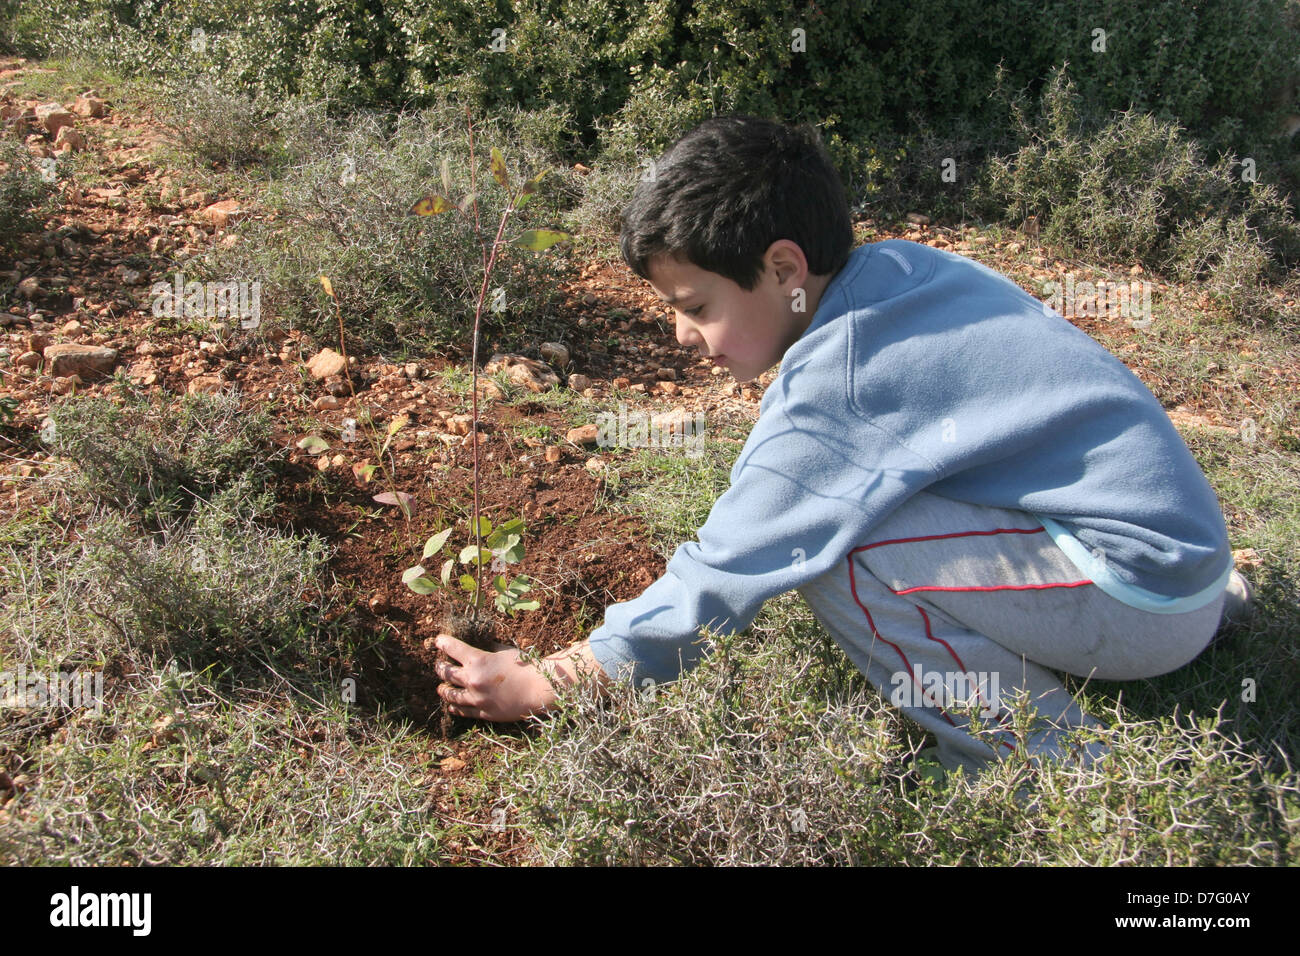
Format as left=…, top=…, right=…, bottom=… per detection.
left=588, top=240, right=1234, bottom=685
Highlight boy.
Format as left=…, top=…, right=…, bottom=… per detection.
left=434, top=115, right=1246, bottom=772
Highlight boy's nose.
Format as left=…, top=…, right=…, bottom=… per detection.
left=674, top=313, right=701, bottom=349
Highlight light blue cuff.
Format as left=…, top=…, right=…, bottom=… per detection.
left=1036, top=515, right=1232, bottom=614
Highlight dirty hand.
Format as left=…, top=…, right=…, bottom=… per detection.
left=434, top=633, right=556, bottom=722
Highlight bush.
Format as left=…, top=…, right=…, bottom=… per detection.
left=199, top=96, right=576, bottom=355
left=0, top=137, right=56, bottom=253
left=155, top=77, right=278, bottom=167
left=500, top=610, right=1300, bottom=865
left=71, top=476, right=332, bottom=665
left=44, top=384, right=276, bottom=529
left=975, top=66, right=1300, bottom=326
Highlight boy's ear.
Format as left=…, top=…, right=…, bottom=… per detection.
left=763, top=239, right=810, bottom=288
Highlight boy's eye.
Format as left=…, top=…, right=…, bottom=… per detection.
left=685, top=306, right=703, bottom=317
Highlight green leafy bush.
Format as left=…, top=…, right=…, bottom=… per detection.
left=976, top=67, right=1300, bottom=326
left=44, top=385, right=276, bottom=529
left=199, top=96, right=574, bottom=354
left=0, top=137, right=56, bottom=252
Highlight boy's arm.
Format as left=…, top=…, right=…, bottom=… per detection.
left=435, top=636, right=610, bottom=722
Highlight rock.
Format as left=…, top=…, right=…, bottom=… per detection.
left=905, top=212, right=931, bottom=226
left=612, top=376, right=631, bottom=390
left=27, top=332, right=52, bottom=353
left=566, top=424, right=600, bottom=446
left=16, top=277, right=41, bottom=299
left=61, top=319, right=83, bottom=336
left=43, top=343, right=117, bottom=379
left=71, top=95, right=107, bottom=118
left=50, top=374, right=82, bottom=395
left=585, top=456, right=605, bottom=474
left=403, top=362, right=422, bottom=380
left=539, top=341, right=569, bottom=367
left=483, top=353, right=560, bottom=392
left=187, top=375, right=225, bottom=395
left=53, top=127, right=85, bottom=152
left=306, top=348, right=347, bottom=380
left=567, top=373, right=591, bottom=391
left=445, top=414, right=473, bottom=436
left=35, top=104, right=75, bottom=138
left=314, top=395, right=341, bottom=410
left=476, top=379, right=505, bottom=402
left=14, top=351, right=41, bottom=369
left=1232, top=548, right=1262, bottom=572
left=655, top=367, right=677, bottom=381
left=544, top=445, right=562, bottom=463
left=657, top=381, right=679, bottom=396
left=200, top=199, right=247, bottom=228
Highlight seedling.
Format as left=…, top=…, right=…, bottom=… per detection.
left=405, top=108, right=569, bottom=624
left=402, top=516, right=539, bottom=617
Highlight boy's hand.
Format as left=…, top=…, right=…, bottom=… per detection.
left=434, top=635, right=609, bottom=722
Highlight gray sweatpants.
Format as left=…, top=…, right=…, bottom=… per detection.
left=798, top=491, right=1227, bottom=773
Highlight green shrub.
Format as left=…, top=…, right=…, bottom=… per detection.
left=44, top=385, right=276, bottom=529
left=0, top=137, right=56, bottom=253
left=155, top=77, right=278, bottom=167
left=501, top=611, right=1299, bottom=865
left=200, top=96, right=575, bottom=354
left=975, top=67, right=1300, bottom=326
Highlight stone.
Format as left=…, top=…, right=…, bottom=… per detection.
left=655, top=367, right=677, bottom=381
left=16, top=277, right=41, bottom=299
left=566, top=424, right=600, bottom=445
left=35, top=104, right=75, bottom=138
left=43, top=343, right=117, bottom=380
left=905, top=212, right=931, bottom=226
left=306, top=348, right=347, bottom=380
left=445, top=414, right=473, bottom=436
left=53, top=127, right=85, bottom=152
left=50, top=375, right=82, bottom=395
left=539, top=341, right=569, bottom=367
left=567, top=373, right=591, bottom=391
left=200, top=199, right=247, bottom=228
left=483, top=353, right=560, bottom=393
left=61, top=319, right=83, bottom=336
left=544, top=445, right=562, bottom=463
left=27, top=332, right=52, bottom=353
left=71, top=95, right=107, bottom=118
left=14, top=351, right=41, bottom=369
left=314, top=395, right=341, bottom=410
left=187, top=375, right=225, bottom=395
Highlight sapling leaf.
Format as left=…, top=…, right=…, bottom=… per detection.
left=387, top=414, right=409, bottom=439
left=440, top=558, right=455, bottom=585
left=471, top=516, right=492, bottom=538
left=441, top=156, right=453, bottom=196
left=459, top=544, right=485, bottom=566
left=409, top=194, right=453, bottom=216
left=422, top=527, right=454, bottom=559
left=490, top=147, right=509, bottom=189
left=458, top=192, right=477, bottom=214
left=402, top=566, right=438, bottom=594
left=515, top=169, right=548, bottom=208
left=459, top=573, right=478, bottom=592
left=319, top=275, right=334, bottom=298
left=515, top=229, right=570, bottom=252
left=297, top=435, right=329, bottom=455
left=352, top=461, right=378, bottom=483
left=374, top=491, right=415, bottom=512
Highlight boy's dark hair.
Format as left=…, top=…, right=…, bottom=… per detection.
left=620, top=114, right=853, bottom=291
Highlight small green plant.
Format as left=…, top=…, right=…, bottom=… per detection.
left=402, top=517, right=539, bottom=617
left=404, top=107, right=569, bottom=623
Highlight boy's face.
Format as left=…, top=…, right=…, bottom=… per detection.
left=646, top=242, right=815, bottom=384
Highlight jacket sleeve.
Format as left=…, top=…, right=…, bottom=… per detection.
left=587, top=352, right=943, bottom=686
